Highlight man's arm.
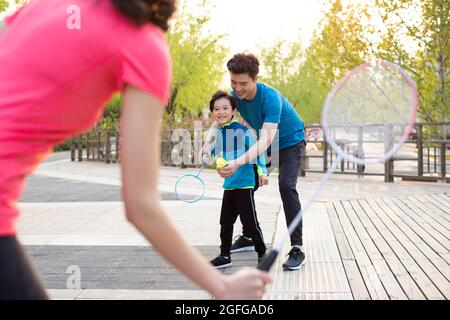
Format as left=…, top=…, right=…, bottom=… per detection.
left=218, top=122, right=278, bottom=178
left=0, top=21, right=8, bottom=37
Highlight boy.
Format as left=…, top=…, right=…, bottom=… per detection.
left=207, top=91, right=268, bottom=268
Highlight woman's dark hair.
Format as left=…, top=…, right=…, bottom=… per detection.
left=209, top=91, right=237, bottom=112
left=226, top=52, right=260, bottom=79
left=111, top=0, right=176, bottom=31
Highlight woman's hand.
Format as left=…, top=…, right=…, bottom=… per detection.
left=216, top=268, right=272, bottom=300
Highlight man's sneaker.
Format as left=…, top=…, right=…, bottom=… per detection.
left=282, top=247, right=305, bottom=271
left=210, top=255, right=232, bottom=269
left=230, top=235, right=255, bottom=253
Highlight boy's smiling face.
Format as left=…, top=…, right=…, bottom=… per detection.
left=212, top=97, right=236, bottom=126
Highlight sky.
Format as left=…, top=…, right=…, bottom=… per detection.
left=185, top=0, right=326, bottom=54
left=181, top=0, right=385, bottom=54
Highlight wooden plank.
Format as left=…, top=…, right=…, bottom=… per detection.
left=342, top=260, right=370, bottom=300
left=362, top=198, right=444, bottom=300
left=368, top=198, right=450, bottom=299
left=342, top=200, right=408, bottom=300
left=267, top=204, right=352, bottom=300
left=333, top=201, right=389, bottom=300
left=382, top=252, right=426, bottom=300
left=358, top=200, right=411, bottom=260
left=389, top=197, right=450, bottom=254
left=429, top=194, right=450, bottom=211
left=441, top=253, right=450, bottom=265
left=406, top=195, right=450, bottom=236
left=413, top=194, right=450, bottom=224
left=351, top=200, right=426, bottom=300
left=385, top=198, right=450, bottom=282
left=372, top=259, right=408, bottom=299
left=305, top=203, right=342, bottom=263
left=409, top=194, right=450, bottom=229
left=382, top=197, right=450, bottom=283
left=401, top=259, right=445, bottom=300
left=341, top=201, right=384, bottom=261
left=325, top=202, right=355, bottom=260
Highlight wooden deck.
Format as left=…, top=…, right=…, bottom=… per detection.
left=265, top=193, right=449, bottom=300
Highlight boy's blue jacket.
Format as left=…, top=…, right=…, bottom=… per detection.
left=212, top=120, right=267, bottom=190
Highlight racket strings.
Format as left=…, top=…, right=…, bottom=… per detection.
left=324, top=62, right=416, bottom=163
left=175, top=174, right=205, bottom=203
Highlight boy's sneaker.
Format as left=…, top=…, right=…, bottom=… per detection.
left=230, top=235, right=255, bottom=253
left=282, top=247, right=305, bottom=271
left=210, top=255, right=232, bottom=269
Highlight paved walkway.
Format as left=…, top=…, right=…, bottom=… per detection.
left=17, top=152, right=449, bottom=300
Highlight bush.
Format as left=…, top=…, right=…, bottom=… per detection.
left=54, top=140, right=72, bottom=152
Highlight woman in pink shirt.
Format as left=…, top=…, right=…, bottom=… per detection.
left=0, top=0, right=270, bottom=300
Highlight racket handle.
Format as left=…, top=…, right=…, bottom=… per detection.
left=257, top=249, right=279, bottom=272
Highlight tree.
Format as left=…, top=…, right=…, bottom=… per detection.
left=165, top=1, right=228, bottom=128
left=0, top=1, right=8, bottom=13
left=308, top=0, right=370, bottom=88
left=259, top=0, right=370, bottom=124
left=374, top=0, right=449, bottom=124
left=0, top=0, right=29, bottom=15
left=259, top=39, right=327, bottom=123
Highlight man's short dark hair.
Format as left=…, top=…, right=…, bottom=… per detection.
left=227, top=52, right=260, bottom=79
left=209, top=91, right=237, bottom=112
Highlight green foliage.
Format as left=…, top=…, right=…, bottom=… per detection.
left=259, top=0, right=370, bottom=124
left=101, top=93, right=121, bottom=130
left=259, top=40, right=327, bottom=123
left=373, top=0, right=449, bottom=123
left=53, top=140, right=72, bottom=152
left=0, top=0, right=29, bottom=14
left=165, top=1, right=228, bottom=128
left=0, top=0, right=8, bottom=13
left=259, top=0, right=448, bottom=125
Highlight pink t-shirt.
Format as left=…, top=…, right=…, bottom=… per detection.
left=0, top=0, right=172, bottom=236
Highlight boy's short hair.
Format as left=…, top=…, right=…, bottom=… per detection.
left=226, top=52, right=260, bottom=79
left=209, top=91, right=237, bottom=112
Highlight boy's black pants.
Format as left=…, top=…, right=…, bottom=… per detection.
left=220, top=189, right=266, bottom=257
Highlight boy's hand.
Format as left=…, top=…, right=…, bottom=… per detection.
left=259, top=176, right=269, bottom=187
left=202, top=153, right=212, bottom=165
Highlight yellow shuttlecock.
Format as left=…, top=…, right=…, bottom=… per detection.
left=216, top=157, right=228, bottom=169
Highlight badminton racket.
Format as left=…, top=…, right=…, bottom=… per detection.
left=258, top=59, right=418, bottom=271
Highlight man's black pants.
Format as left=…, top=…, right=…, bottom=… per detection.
left=243, top=141, right=305, bottom=246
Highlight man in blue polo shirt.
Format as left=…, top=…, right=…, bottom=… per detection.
left=203, top=53, right=306, bottom=270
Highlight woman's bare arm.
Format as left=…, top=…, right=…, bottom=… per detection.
left=120, top=86, right=271, bottom=299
